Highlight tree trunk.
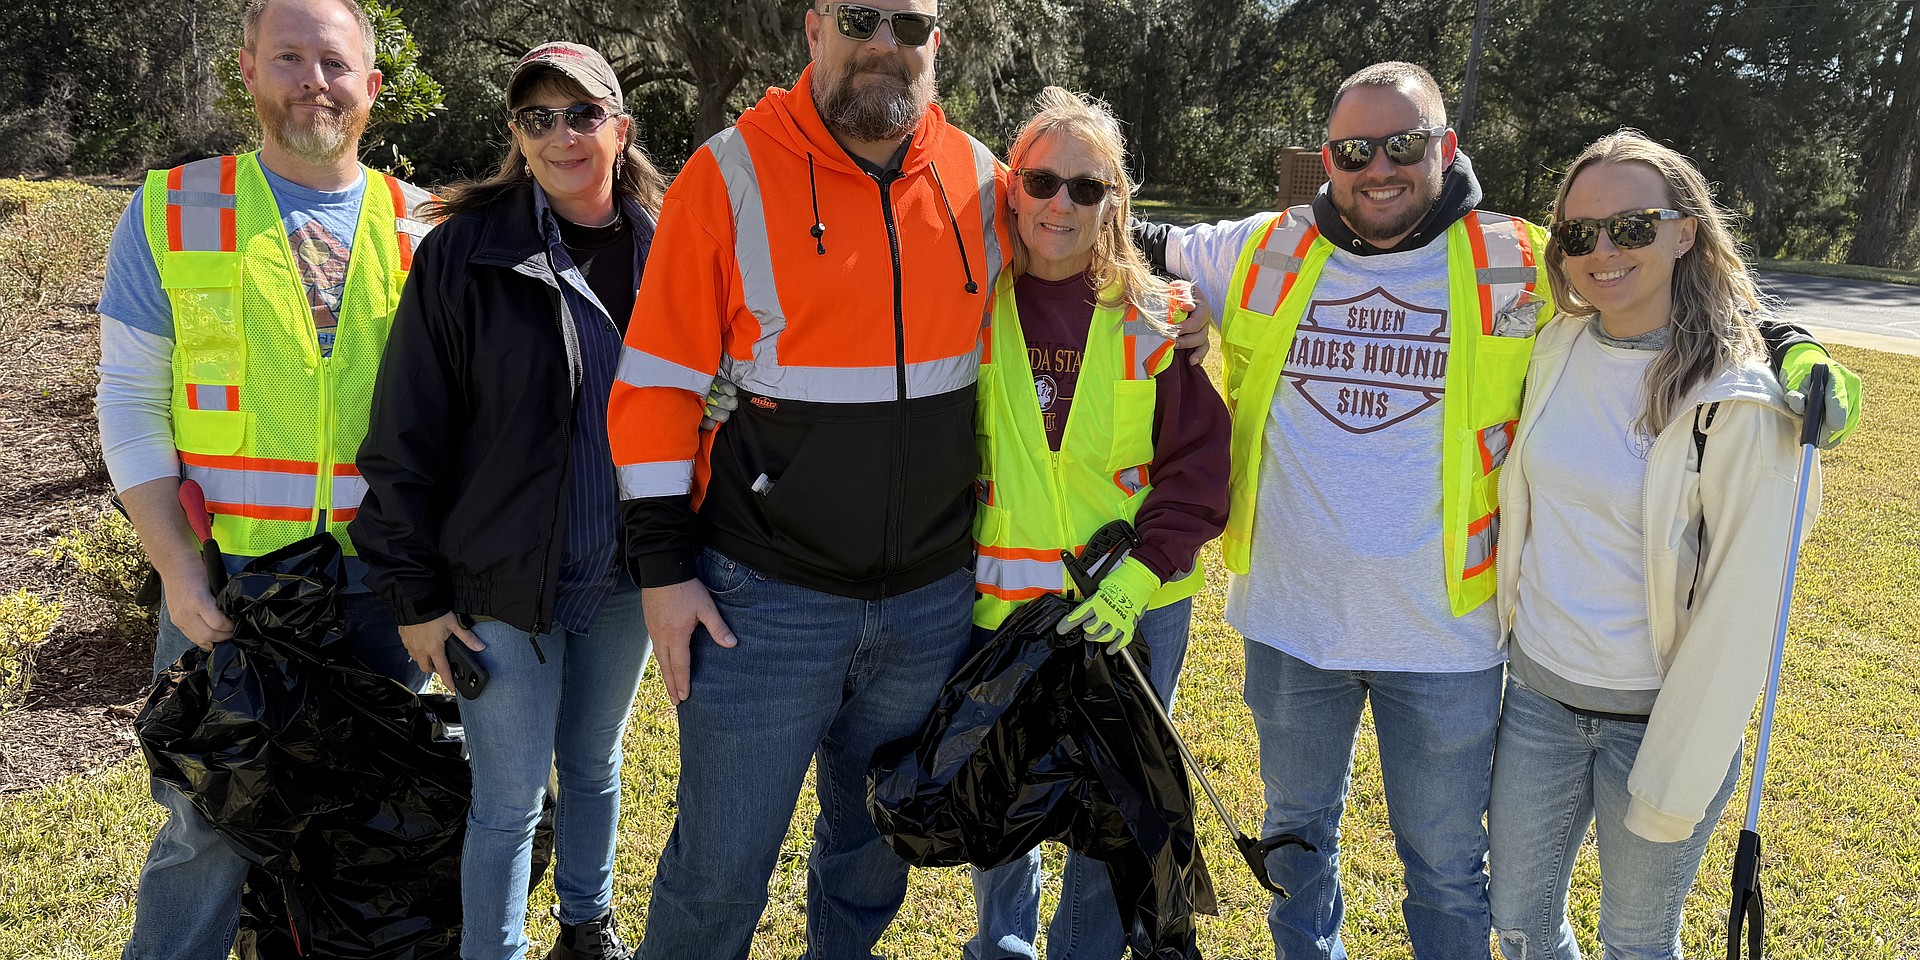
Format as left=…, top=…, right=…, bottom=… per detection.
left=1850, top=0, right=1920, bottom=267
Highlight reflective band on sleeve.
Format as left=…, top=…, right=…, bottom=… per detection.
left=966, top=136, right=1004, bottom=331
left=166, top=156, right=238, bottom=253
left=617, top=459, right=694, bottom=499
left=615, top=345, right=717, bottom=395
left=1478, top=420, right=1516, bottom=473
left=1464, top=511, right=1498, bottom=578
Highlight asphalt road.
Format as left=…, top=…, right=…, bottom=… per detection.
left=1758, top=271, right=1920, bottom=342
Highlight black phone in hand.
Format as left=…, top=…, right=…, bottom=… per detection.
left=444, top=635, right=488, bottom=699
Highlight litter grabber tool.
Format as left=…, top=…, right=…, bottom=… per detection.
left=177, top=478, right=227, bottom=595
left=1065, top=520, right=1316, bottom=899
left=1727, top=363, right=1828, bottom=960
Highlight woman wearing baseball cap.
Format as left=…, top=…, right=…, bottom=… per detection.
left=351, top=40, right=663, bottom=960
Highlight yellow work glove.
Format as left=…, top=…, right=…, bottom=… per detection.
left=1057, top=556, right=1161, bottom=652
left=1780, top=344, right=1862, bottom=449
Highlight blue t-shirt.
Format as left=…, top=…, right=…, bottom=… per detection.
left=101, top=164, right=366, bottom=357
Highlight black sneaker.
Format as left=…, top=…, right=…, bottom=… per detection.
left=545, top=906, right=633, bottom=960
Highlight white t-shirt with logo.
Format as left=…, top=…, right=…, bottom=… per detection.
left=1512, top=328, right=1665, bottom=689
left=1168, top=211, right=1500, bottom=672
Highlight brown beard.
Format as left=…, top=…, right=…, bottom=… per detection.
left=1332, top=164, right=1445, bottom=246
left=814, top=53, right=934, bottom=142
left=256, top=95, right=369, bottom=165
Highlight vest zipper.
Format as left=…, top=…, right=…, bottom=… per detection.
left=873, top=167, right=907, bottom=592
left=315, top=348, right=333, bottom=536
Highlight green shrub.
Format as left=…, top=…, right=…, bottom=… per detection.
left=39, top=510, right=153, bottom=643
left=0, top=182, right=124, bottom=308
left=0, top=590, right=63, bottom=716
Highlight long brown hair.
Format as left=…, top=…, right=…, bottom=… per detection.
left=420, top=69, right=666, bottom=223
left=1544, top=129, right=1767, bottom=433
left=1007, top=86, right=1174, bottom=324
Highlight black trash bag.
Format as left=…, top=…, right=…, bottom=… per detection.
left=869, top=593, right=1217, bottom=960
left=135, top=534, right=471, bottom=959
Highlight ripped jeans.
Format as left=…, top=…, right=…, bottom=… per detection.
left=1487, top=677, right=1740, bottom=960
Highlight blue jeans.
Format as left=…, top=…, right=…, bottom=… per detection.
left=966, top=598, right=1196, bottom=960
left=1241, top=641, right=1503, bottom=960
left=125, top=592, right=425, bottom=960
left=636, top=549, right=976, bottom=960
left=460, top=579, right=652, bottom=960
left=1488, top=677, right=1740, bottom=960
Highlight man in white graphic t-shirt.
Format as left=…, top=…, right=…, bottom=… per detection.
left=1132, top=61, right=1847, bottom=958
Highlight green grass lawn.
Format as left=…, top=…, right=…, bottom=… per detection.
left=1756, top=259, right=1920, bottom=287
left=4, top=343, right=1916, bottom=959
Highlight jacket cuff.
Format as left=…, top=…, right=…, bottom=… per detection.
left=384, top=581, right=453, bottom=627
left=1623, top=796, right=1696, bottom=844
left=632, top=549, right=698, bottom=589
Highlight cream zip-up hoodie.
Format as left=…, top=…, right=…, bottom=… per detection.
left=1496, top=316, right=1822, bottom=843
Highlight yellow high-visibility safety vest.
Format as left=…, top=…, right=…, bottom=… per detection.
left=141, top=152, right=435, bottom=558
left=972, top=276, right=1207, bottom=630
left=1217, top=206, right=1554, bottom=616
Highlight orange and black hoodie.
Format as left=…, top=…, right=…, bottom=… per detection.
left=609, top=65, right=1010, bottom=599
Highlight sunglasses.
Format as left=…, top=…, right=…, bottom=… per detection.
left=826, top=3, right=938, bottom=47
left=1551, top=208, right=1689, bottom=256
left=1324, top=127, right=1449, bottom=172
left=1015, top=168, right=1116, bottom=206
left=511, top=103, right=619, bottom=139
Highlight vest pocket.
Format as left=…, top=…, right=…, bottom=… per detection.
left=1471, top=334, right=1533, bottom=424
left=1105, top=379, right=1157, bottom=471
left=163, top=251, right=246, bottom=385
left=174, top=409, right=248, bottom=456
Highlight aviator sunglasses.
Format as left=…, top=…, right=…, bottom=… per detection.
left=1324, top=127, right=1448, bottom=172
left=1551, top=209, right=1688, bottom=256
left=511, top=103, right=620, bottom=139
left=826, top=3, right=938, bottom=46
left=1015, top=168, right=1116, bottom=206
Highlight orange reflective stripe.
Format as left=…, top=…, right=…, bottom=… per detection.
left=385, top=176, right=413, bottom=270
left=1478, top=420, right=1516, bottom=474
left=1277, top=224, right=1320, bottom=304
left=1113, top=465, right=1149, bottom=495
left=178, top=451, right=321, bottom=475
left=164, top=156, right=239, bottom=253
left=207, top=501, right=316, bottom=522
left=976, top=543, right=1062, bottom=563
left=1464, top=512, right=1497, bottom=578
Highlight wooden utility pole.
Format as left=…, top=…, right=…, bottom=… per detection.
left=1457, top=0, right=1493, bottom=144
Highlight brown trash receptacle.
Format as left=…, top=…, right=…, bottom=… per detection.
left=1277, top=146, right=1326, bottom=209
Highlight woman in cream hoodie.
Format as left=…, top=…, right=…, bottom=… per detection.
left=1486, top=129, right=1820, bottom=960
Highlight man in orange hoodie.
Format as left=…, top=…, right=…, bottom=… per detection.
left=606, top=2, right=1010, bottom=955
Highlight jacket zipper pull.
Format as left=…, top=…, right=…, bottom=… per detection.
left=526, top=631, right=548, bottom=664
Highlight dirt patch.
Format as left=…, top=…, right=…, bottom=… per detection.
left=0, top=258, right=160, bottom=794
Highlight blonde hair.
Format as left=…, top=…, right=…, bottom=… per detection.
left=1545, top=129, right=1767, bottom=433
left=1007, top=86, right=1174, bottom=323
left=421, top=68, right=666, bottom=223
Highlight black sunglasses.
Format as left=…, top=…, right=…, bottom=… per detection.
left=511, top=103, right=619, bottom=139
left=1552, top=209, right=1689, bottom=256
left=1015, top=168, right=1115, bottom=206
left=1325, top=127, right=1448, bottom=172
left=827, top=3, right=938, bottom=47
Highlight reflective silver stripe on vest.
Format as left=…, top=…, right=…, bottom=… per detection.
left=618, top=459, right=694, bottom=499
left=172, top=156, right=233, bottom=252
left=615, top=344, right=715, bottom=395
left=1479, top=421, right=1513, bottom=472
left=1242, top=218, right=1313, bottom=317
left=332, top=473, right=368, bottom=511
left=191, top=384, right=234, bottom=410
left=1465, top=513, right=1498, bottom=574
left=1476, top=266, right=1537, bottom=285
left=977, top=554, right=1065, bottom=594
left=966, top=136, right=1004, bottom=332
left=182, top=464, right=317, bottom=510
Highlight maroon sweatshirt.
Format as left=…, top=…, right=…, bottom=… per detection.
left=1011, top=271, right=1231, bottom=582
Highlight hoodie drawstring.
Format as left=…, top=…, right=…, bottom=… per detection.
left=806, top=152, right=826, bottom=255
left=927, top=161, right=979, bottom=295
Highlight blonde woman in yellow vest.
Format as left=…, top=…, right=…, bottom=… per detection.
left=966, top=87, right=1230, bottom=960
left=94, top=0, right=433, bottom=956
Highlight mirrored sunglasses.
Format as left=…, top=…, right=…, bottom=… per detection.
left=828, top=3, right=937, bottom=46
left=1325, top=127, right=1448, bottom=172
left=511, top=103, right=618, bottom=139
left=1552, top=209, right=1688, bottom=256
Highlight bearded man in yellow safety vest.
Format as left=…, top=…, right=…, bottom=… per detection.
left=94, top=1, right=434, bottom=956
left=1129, top=61, right=1861, bottom=959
